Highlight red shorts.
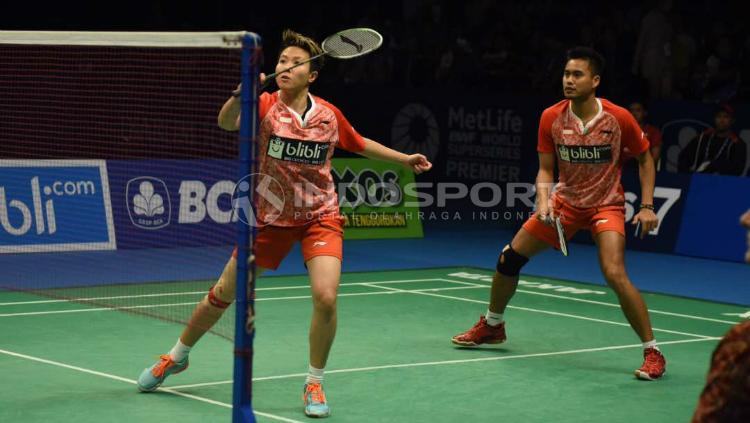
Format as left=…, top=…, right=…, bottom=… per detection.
left=232, top=217, right=344, bottom=270
left=522, top=197, right=626, bottom=249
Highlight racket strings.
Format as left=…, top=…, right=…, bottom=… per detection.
left=323, top=29, right=382, bottom=58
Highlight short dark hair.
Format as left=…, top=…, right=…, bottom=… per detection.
left=715, top=103, right=735, bottom=118
left=279, top=29, right=325, bottom=73
left=566, top=46, right=605, bottom=76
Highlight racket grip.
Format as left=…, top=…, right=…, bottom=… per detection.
left=260, top=76, right=275, bottom=91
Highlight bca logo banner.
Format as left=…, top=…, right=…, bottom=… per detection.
left=126, top=177, right=171, bottom=229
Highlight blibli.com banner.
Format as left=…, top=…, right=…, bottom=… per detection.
left=108, top=160, right=237, bottom=249
left=0, top=160, right=116, bottom=253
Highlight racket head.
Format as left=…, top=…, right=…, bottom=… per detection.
left=555, top=216, right=569, bottom=256
left=322, top=28, right=383, bottom=59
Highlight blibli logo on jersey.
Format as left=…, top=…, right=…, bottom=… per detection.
left=267, top=134, right=329, bottom=165
left=557, top=144, right=612, bottom=164
left=268, top=137, right=285, bottom=160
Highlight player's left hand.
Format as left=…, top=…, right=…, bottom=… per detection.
left=406, top=154, right=433, bottom=174
left=632, top=209, right=658, bottom=239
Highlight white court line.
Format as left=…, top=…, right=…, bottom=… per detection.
left=513, top=288, right=741, bottom=325
left=0, top=284, right=487, bottom=318
left=435, top=278, right=742, bottom=326
left=0, top=291, right=208, bottom=306
left=3, top=276, right=739, bottom=326
left=0, top=279, right=725, bottom=339
left=363, top=283, right=716, bottom=339
left=0, top=278, right=446, bottom=306
left=0, top=301, right=201, bottom=317
left=0, top=287, right=483, bottom=317
left=168, top=336, right=720, bottom=390
left=0, top=347, right=303, bottom=423
left=2, top=277, right=735, bottom=337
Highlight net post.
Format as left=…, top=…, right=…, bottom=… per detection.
left=233, top=32, right=261, bottom=423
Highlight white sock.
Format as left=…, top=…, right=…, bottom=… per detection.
left=642, top=340, right=659, bottom=351
left=306, top=365, right=324, bottom=384
left=169, top=339, right=192, bottom=362
left=485, top=310, right=504, bottom=327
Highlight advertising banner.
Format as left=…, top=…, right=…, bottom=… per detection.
left=0, top=160, right=115, bottom=253
left=332, top=158, right=423, bottom=239
left=108, top=160, right=236, bottom=249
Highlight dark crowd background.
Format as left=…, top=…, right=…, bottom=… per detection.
left=3, top=0, right=748, bottom=105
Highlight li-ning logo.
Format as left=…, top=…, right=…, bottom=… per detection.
left=126, top=177, right=171, bottom=229
left=557, top=144, right=612, bottom=164
left=267, top=135, right=329, bottom=165
left=339, top=34, right=363, bottom=53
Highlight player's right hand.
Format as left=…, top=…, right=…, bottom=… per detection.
left=259, top=73, right=266, bottom=85
left=536, top=199, right=556, bottom=225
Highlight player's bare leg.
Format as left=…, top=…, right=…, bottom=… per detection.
left=489, top=228, right=551, bottom=313
left=453, top=228, right=549, bottom=346
left=595, top=230, right=665, bottom=379
left=595, top=231, right=654, bottom=341
left=137, top=254, right=263, bottom=391
left=179, top=256, right=264, bottom=345
left=306, top=255, right=341, bottom=368
left=303, top=255, right=341, bottom=417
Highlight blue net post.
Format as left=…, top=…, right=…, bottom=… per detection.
left=233, top=32, right=262, bottom=423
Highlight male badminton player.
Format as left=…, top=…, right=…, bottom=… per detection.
left=452, top=46, right=666, bottom=380
left=137, top=29, right=432, bottom=418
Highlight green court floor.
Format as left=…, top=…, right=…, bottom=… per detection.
left=1, top=267, right=746, bottom=422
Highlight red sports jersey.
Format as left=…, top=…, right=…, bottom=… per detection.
left=644, top=124, right=662, bottom=149
left=256, top=91, right=366, bottom=226
left=537, top=98, right=649, bottom=208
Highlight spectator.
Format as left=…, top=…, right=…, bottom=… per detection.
left=628, top=101, right=663, bottom=166
left=691, top=210, right=750, bottom=422
left=691, top=319, right=750, bottom=423
left=677, top=104, right=747, bottom=175
left=670, top=14, right=697, bottom=99
left=743, top=209, right=750, bottom=263
left=632, top=0, right=674, bottom=99
left=699, top=36, right=741, bottom=103
left=739, top=34, right=750, bottom=100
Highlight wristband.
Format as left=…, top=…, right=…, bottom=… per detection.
left=231, top=88, right=241, bottom=98
left=640, top=204, right=654, bottom=210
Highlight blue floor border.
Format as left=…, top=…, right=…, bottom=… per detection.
left=2, top=226, right=748, bottom=306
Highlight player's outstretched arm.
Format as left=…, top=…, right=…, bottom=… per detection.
left=358, top=138, right=433, bottom=174
left=217, top=75, right=267, bottom=131
left=218, top=83, right=242, bottom=131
